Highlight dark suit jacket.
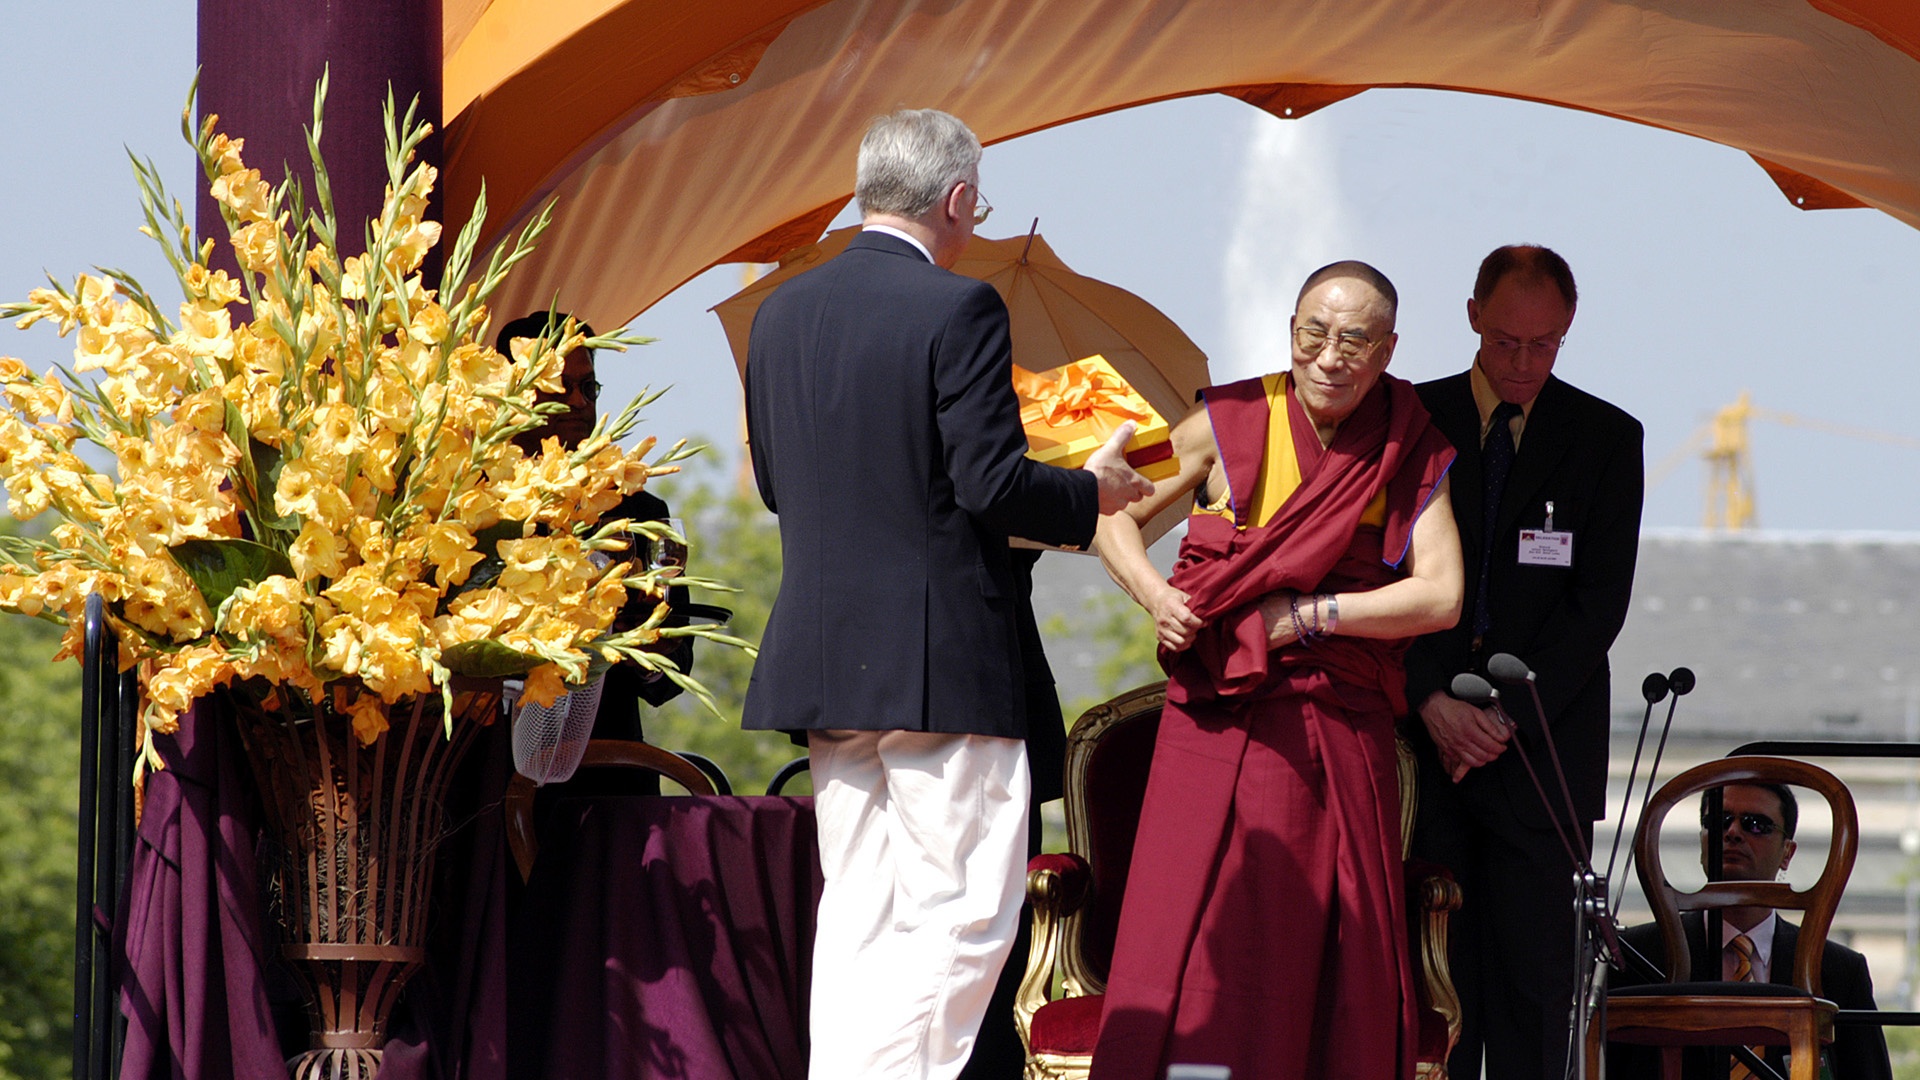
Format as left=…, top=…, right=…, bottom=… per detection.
left=1612, top=914, right=1892, bottom=1080
left=1404, top=371, right=1644, bottom=826
left=742, top=230, right=1098, bottom=738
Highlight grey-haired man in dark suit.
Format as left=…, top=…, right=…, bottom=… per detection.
left=743, top=107, right=1150, bottom=1079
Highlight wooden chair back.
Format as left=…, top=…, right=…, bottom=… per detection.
left=504, top=739, right=717, bottom=881
left=1633, top=755, right=1857, bottom=993
left=1055, top=681, right=1167, bottom=996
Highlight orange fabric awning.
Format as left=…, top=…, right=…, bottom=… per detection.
left=439, top=0, right=1920, bottom=333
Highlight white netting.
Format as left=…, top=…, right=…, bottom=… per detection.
left=509, top=675, right=606, bottom=785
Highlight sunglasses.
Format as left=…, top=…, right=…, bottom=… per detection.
left=1711, top=811, right=1781, bottom=838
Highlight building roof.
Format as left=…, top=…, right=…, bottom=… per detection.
left=1611, top=530, right=1920, bottom=741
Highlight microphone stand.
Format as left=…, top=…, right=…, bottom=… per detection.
left=1479, top=655, right=1699, bottom=1080
left=1448, top=669, right=1596, bottom=1077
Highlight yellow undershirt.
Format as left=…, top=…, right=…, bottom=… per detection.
left=1199, top=373, right=1388, bottom=529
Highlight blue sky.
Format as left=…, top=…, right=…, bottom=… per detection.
left=8, top=2, right=1920, bottom=534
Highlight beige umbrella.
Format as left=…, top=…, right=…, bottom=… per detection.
left=711, top=224, right=1212, bottom=546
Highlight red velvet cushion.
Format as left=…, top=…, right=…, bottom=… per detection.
left=1028, top=852, right=1090, bottom=879
left=1077, top=712, right=1162, bottom=982
left=1416, top=994, right=1451, bottom=1064
left=1029, top=993, right=1105, bottom=1056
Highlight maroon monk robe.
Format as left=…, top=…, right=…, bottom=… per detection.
left=1090, top=373, right=1454, bottom=1080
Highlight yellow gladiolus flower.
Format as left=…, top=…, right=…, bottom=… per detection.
left=420, top=521, right=483, bottom=589
left=209, top=166, right=272, bottom=223
left=230, top=219, right=282, bottom=273
left=222, top=575, right=309, bottom=644
left=407, top=303, right=449, bottom=346
left=207, top=132, right=247, bottom=176
left=289, top=520, right=348, bottom=580
left=183, top=263, right=243, bottom=308
left=175, top=302, right=235, bottom=361
left=0, top=571, right=45, bottom=617
left=344, top=692, right=390, bottom=746
left=140, top=645, right=227, bottom=732
left=385, top=221, right=442, bottom=276
left=520, top=663, right=567, bottom=709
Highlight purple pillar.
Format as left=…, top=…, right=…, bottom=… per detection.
left=195, top=0, right=442, bottom=260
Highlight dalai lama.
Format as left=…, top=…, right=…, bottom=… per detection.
left=1089, top=260, right=1462, bottom=1079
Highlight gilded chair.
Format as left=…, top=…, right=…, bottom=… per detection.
left=503, top=739, right=716, bottom=881
left=1013, top=682, right=1463, bottom=1079
left=1587, top=755, right=1858, bottom=1080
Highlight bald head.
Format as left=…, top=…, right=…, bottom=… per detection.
left=1296, top=260, right=1398, bottom=326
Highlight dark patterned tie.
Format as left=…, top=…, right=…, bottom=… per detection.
left=1472, top=401, right=1524, bottom=639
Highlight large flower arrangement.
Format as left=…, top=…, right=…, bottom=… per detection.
left=0, top=83, right=741, bottom=792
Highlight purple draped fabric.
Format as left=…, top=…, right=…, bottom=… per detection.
left=507, top=796, right=822, bottom=1080
left=120, top=718, right=821, bottom=1080
left=116, top=699, right=285, bottom=1079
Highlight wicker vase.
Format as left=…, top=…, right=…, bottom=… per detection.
left=234, top=682, right=503, bottom=1080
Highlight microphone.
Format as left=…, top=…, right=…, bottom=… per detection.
left=1667, top=667, right=1696, bottom=696
left=1641, top=672, right=1669, bottom=704
left=1606, top=671, right=1675, bottom=914
left=1484, top=652, right=1588, bottom=871
left=1486, top=652, right=1533, bottom=685
left=1450, top=669, right=1585, bottom=876
left=1450, top=672, right=1498, bottom=706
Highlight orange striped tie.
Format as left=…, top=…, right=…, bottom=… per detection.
left=1729, top=933, right=1759, bottom=1080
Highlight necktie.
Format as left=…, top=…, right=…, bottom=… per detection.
left=1472, top=401, right=1524, bottom=639
left=1729, top=933, right=1759, bottom=1080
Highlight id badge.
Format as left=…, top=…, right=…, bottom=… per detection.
left=1518, top=529, right=1573, bottom=567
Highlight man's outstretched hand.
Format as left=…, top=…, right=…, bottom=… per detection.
left=1084, top=420, right=1155, bottom=514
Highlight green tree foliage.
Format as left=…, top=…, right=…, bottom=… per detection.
left=0, top=593, right=82, bottom=1079
left=643, top=458, right=804, bottom=794
left=1044, top=589, right=1160, bottom=723
left=1882, top=1026, right=1920, bottom=1079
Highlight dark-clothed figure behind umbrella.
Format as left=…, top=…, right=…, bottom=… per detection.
left=742, top=107, right=1150, bottom=1079
left=496, top=313, right=692, bottom=800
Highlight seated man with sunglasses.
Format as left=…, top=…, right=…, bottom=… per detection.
left=1611, top=782, right=1891, bottom=1080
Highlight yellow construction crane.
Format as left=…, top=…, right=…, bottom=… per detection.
left=1648, top=391, right=1920, bottom=530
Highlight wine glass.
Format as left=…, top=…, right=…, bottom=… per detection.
left=649, top=517, right=688, bottom=575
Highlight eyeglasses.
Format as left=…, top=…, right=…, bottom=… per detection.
left=970, top=185, right=992, bottom=226
left=1293, top=324, right=1383, bottom=362
left=569, top=376, right=601, bottom=402
left=1711, top=811, right=1782, bottom=838
left=1483, top=334, right=1565, bottom=357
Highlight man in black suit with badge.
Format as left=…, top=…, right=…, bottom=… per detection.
left=1611, top=782, right=1891, bottom=1079
left=1405, top=244, right=1645, bottom=1080
left=742, top=108, right=1152, bottom=1080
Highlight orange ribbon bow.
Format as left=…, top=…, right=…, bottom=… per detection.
left=1012, top=360, right=1156, bottom=430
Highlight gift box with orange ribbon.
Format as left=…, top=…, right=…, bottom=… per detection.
left=1011, top=355, right=1178, bottom=481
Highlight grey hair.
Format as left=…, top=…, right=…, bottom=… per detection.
left=855, top=109, right=983, bottom=219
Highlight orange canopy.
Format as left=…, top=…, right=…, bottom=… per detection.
left=440, top=0, right=1920, bottom=331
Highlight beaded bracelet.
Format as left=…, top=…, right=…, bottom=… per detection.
left=1288, top=593, right=1310, bottom=643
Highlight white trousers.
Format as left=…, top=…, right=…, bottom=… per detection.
left=806, top=729, right=1031, bottom=1080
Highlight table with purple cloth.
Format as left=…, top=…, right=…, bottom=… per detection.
left=117, top=701, right=822, bottom=1080
left=508, top=794, right=822, bottom=1080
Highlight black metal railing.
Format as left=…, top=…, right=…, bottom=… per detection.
left=74, top=593, right=136, bottom=1080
